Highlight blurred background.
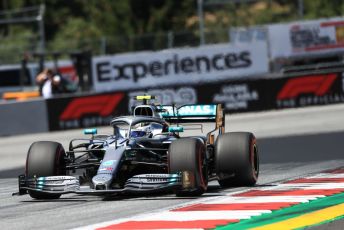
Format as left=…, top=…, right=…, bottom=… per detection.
left=0, top=0, right=343, bottom=61
left=0, top=0, right=343, bottom=135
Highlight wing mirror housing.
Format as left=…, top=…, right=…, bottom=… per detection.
left=168, top=126, right=184, bottom=133
left=84, top=128, right=97, bottom=135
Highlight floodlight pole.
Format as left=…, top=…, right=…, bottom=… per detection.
left=0, top=4, right=46, bottom=54
left=37, top=4, right=45, bottom=53
left=298, top=0, right=304, bottom=19
left=197, top=0, right=205, bottom=46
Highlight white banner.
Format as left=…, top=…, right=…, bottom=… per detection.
left=92, top=42, right=269, bottom=92
left=268, top=17, right=344, bottom=59
left=229, top=26, right=267, bottom=45
left=128, top=87, right=197, bottom=111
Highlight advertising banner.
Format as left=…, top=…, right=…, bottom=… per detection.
left=128, top=86, right=197, bottom=112
left=92, top=42, right=269, bottom=92
left=197, top=80, right=271, bottom=113
left=273, top=72, right=344, bottom=109
left=46, top=71, right=344, bottom=131
left=197, top=72, right=344, bottom=112
left=229, top=26, right=268, bottom=45
left=125, top=72, right=344, bottom=114
left=125, top=82, right=270, bottom=114
left=46, top=92, right=128, bottom=131
left=268, top=17, right=344, bottom=58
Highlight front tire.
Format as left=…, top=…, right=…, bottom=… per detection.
left=169, top=138, right=208, bottom=196
left=26, top=141, right=66, bottom=199
left=215, top=132, right=259, bottom=187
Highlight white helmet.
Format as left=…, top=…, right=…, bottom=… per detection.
left=130, top=124, right=152, bottom=138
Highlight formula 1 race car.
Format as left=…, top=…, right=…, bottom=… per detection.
left=15, top=95, right=259, bottom=199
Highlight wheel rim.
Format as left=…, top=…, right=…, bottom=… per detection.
left=251, top=143, right=259, bottom=180
left=198, top=145, right=208, bottom=190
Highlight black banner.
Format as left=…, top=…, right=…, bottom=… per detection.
left=272, top=73, right=344, bottom=109
left=124, top=72, right=344, bottom=114
left=196, top=79, right=272, bottom=113
left=47, top=92, right=128, bottom=131
left=46, top=71, right=344, bottom=131
left=196, top=72, right=344, bottom=113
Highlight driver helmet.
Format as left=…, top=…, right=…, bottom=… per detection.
left=130, top=123, right=152, bottom=138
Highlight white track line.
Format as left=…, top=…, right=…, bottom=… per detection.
left=134, top=210, right=272, bottom=221
left=203, top=195, right=321, bottom=204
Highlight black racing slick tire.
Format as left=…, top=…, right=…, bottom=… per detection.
left=169, top=138, right=208, bottom=196
left=215, top=132, right=259, bottom=187
left=26, top=141, right=66, bottom=199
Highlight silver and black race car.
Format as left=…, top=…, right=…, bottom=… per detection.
left=15, top=95, right=259, bottom=199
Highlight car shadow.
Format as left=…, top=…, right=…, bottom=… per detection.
left=18, top=183, right=276, bottom=203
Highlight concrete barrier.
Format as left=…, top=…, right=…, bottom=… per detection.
left=0, top=99, right=49, bottom=136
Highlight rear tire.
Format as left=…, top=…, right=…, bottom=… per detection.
left=26, top=141, right=66, bottom=199
left=169, top=138, right=208, bottom=196
left=215, top=132, right=259, bottom=187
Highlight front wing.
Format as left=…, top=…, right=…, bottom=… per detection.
left=14, top=174, right=184, bottom=196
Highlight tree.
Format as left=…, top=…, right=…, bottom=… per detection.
left=0, top=0, right=344, bottom=64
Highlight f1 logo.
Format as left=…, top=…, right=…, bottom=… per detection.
left=60, top=93, right=124, bottom=120
left=277, top=74, right=337, bottom=100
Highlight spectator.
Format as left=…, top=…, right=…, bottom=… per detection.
left=36, top=68, right=68, bottom=98
left=51, top=73, right=70, bottom=94
left=36, top=68, right=53, bottom=98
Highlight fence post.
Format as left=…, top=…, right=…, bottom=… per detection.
left=167, top=31, right=174, bottom=48
left=101, top=37, right=107, bottom=54
left=197, top=0, right=205, bottom=45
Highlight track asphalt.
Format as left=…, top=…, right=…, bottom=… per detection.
left=0, top=104, right=343, bottom=229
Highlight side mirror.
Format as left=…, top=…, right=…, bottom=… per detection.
left=84, top=128, right=97, bottom=135
left=168, top=126, right=183, bottom=132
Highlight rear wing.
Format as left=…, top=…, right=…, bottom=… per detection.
left=159, top=104, right=225, bottom=133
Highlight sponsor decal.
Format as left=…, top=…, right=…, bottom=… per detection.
left=268, top=17, right=344, bottom=58
left=60, top=94, right=124, bottom=120
left=58, top=65, right=78, bottom=82
left=213, top=84, right=259, bottom=110
left=290, top=23, right=336, bottom=51
left=40, top=180, right=64, bottom=185
left=128, top=87, right=197, bottom=111
left=128, top=174, right=179, bottom=184
left=127, top=178, right=155, bottom=184
left=229, top=26, right=267, bottom=45
left=138, top=174, right=176, bottom=178
left=178, top=105, right=216, bottom=116
left=57, top=93, right=124, bottom=129
left=96, top=52, right=252, bottom=83
left=38, top=176, right=76, bottom=181
left=146, top=178, right=169, bottom=183
left=102, top=160, right=116, bottom=166
left=92, top=42, right=268, bottom=91
left=277, top=74, right=336, bottom=100
left=35, top=176, right=79, bottom=187
left=92, top=174, right=112, bottom=183
left=161, top=105, right=216, bottom=117
left=276, top=73, right=344, bottom=108
left=99, top=167, right=113, bottom=171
